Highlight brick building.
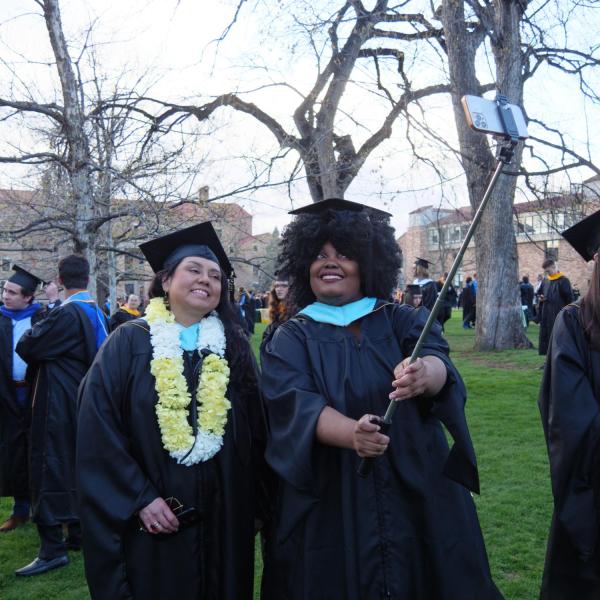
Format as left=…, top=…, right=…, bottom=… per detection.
left=397, top=182, right=600, bottom=294
left=0, top=186, right=278, bottom=301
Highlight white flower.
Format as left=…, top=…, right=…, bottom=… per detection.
left=145, top=298, right=230, bottom=466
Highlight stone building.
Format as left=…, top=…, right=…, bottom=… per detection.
left=397, top=181, right=600, bottom=294
left=0, top=186, right=278, bottom=302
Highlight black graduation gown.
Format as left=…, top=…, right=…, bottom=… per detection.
left=461, top=285, right=476, bottom=323
left=539, top=303, right=600, bottom=599
left=39, top=299, right=62, bottom=319
left=538, top=276, right=574, bottom=355
left=418, top=280, right=437, bottom=312
left=108, top=308, right=139, bottom=331
left=16, top=302, right=100, bottom=525
left=435, top=281, right=455, bottom=325
left=260, top=302, right=502, bottom=600
left=0, top=309, right=44, bottom=497
left=77, top=320, right=267, bottom=600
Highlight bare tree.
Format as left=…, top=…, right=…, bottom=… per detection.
left=0, top=0, right=211, bottom=301
left=133, top=0, right=599, bottom=349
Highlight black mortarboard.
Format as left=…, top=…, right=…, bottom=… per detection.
left=289, top=197, right=392, bottom=218
left=561, top=209, right=600, bottom=262
left=139, top=222, right=233, bottom=277
left=414, top=257, right=432, bottom=268
left=8, top=265, right=43, bottom=291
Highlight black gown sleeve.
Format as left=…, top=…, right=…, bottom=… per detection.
left=539, top=306, right=600, bottom=559
left=77, top=324, right=159, bottom=599
left=260, top=321, right=327, bottom=495
left=393, top=305, right=480, bottom=493
left=559, top=277, right=575, bottom=306
left=16, top=304, right=82, bottom=362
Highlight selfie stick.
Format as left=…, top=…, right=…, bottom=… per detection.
left=357, top=95, right=525, bottom=478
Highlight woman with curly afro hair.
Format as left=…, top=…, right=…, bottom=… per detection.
left=260, top=198, right=501, bottom=600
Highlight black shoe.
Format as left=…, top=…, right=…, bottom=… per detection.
left=15, top=555, right=69, bottom=576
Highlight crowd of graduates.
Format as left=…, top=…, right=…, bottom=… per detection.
left=0, top=199, right=599, bottom=599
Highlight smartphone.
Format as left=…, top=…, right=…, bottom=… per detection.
left=461, top=95, right=528, bottom=140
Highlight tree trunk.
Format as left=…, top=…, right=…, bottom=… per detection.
left=442, top=0, right=531, bottom=350
left=43, top=0, right=98, bottom=299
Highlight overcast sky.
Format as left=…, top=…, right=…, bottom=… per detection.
left=0, top=0, right=598, bottom=238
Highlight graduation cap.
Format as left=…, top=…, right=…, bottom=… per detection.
left=8, top=265, right=43, bottom=291
left=414, top=257, right=432, bottom=269
left=289, top=197, right=392, bottom=218
left=139, top=222, right=233, bottom=277
left=561, top=209, right=600, bottom=262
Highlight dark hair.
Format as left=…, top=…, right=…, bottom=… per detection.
left=522, top=276, right=530, bottom=284
left=17, top=284, right=35, bottom=304
left=542, top=258, right=555, bottom=270
left=581, top=252, right=600, bottom=350
left=149, top=259, right=255, bottom=388
left=278, top=209, right=401, bottom=309
left=465, top=277, right=472, bottom=284
left=59, top=254, right=89, bottom=289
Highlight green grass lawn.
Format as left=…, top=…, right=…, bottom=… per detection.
left=0, top=313, right=552, bottom=599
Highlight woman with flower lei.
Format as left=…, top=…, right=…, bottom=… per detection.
left=77, top=222, right=270, bottom=600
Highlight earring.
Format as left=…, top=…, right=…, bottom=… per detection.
left=164, top=292, right=170, bottom=311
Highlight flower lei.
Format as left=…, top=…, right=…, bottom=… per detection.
left=145, top=297, right=231, bottom=466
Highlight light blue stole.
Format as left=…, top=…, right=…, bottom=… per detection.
left=299, top=297, right=377, bottom=326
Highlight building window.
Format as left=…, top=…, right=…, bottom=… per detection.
left=125, top=283, right=134, bottom=296
left=0, top=257, right=11, bottom=272
left=252, top=264, right=259, bottom=276
left=427, top=228, right=439, bottom=247
left=545, top=240, right=559, bottom=261
left=449, top=225, right=461, bottom=243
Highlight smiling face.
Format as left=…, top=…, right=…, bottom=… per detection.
left=2, top=281, right=32, bottom=310
left=162, top=256, right=222, bottom=324
left=126, top=294, right=141, bottom=310
left=309, top=241, right=362, bottom=306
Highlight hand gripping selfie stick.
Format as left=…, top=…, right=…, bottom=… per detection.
left=357, top=94, right=528, bottom=478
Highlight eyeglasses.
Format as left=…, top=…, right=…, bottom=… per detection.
left=137, top=496, right=184, bottom=532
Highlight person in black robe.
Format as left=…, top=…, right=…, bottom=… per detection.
left=519, top=276, right=534, bottom=326
left=539, top=209, right=600, bottom=599
left=260, top=198, right=501, bottom=600
left=461, top=276, right=476, bottom=329
left=15, top=254, right=108, bottom=577
left=435, top=272, right=456, bottom=329
left=0, top=266, right=44, bottom=532
left=537, top=258, right=574, bottom=355
left=77, top=222, right=269, bottom=600
left=108, top=293, right=142, bottom=331
left=413, top=257, right=437, bottom=311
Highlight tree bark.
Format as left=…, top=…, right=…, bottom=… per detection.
left=43, top=0, right=97, bottom=298
left=442, top=0, right=531, bottom=349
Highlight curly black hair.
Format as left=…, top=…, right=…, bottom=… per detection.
left=278, top=208, right=402, bottom=309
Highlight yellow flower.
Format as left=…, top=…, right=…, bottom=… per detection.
left=147, top=301, right=231, bottom=461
